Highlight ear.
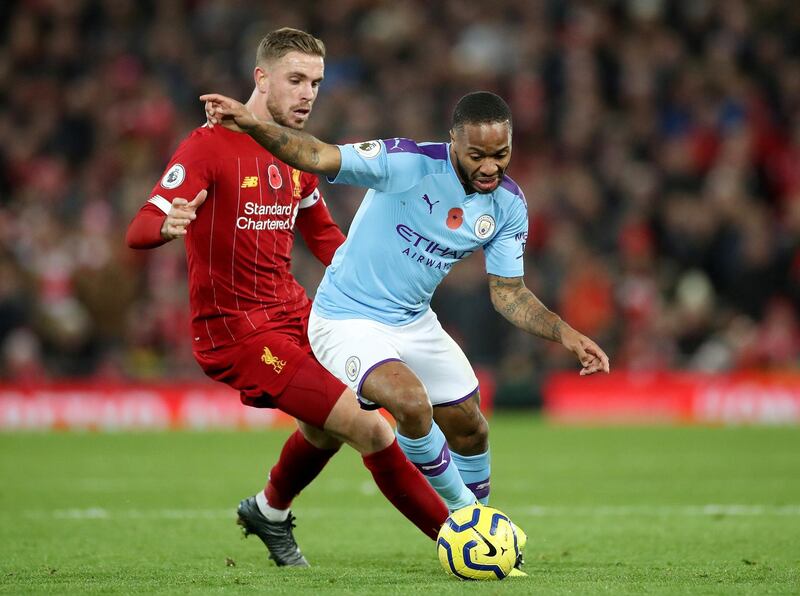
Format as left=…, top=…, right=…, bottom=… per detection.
left=449, top=128, right=456, bottom=143
left=254, top=66, right=269, bottom=94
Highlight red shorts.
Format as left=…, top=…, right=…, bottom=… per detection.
left=193, top=308, right=346, bottom=429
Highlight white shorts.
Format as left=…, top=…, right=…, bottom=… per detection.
left=308, top=308, right=479, bottom=410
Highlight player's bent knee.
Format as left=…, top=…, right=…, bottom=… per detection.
left=297, top=420, right=343, bottom=451
left=395, top=398, right=432, bottom=425
left=343, top=410, right=394, bottom=454
left=323, top=389, right=393, bottom=453
left=392, top=386, right=433, bottom=435
left=354, top=411, right=395, bottom=454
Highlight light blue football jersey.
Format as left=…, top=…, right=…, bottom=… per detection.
left=313, top=138, right=529, bottom=326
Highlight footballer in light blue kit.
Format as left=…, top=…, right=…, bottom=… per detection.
left=312, top=136, right=528, bottom=327
left=203, top=91, right=610, bottom=561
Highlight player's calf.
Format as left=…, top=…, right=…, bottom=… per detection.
left=318, top=386, right=449, bottom=538
left=443, top=420, right=489, bottom=455
left=433, top=392, right=489, bottom=455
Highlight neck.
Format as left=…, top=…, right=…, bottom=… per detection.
left=448, top=144, right=472, bottom=194
left=245, top=88, right=271, bottom=121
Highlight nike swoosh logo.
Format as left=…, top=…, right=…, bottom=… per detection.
left=474, top=528, right=497, bottom=557
left=420, top=455, right=448, bottom=471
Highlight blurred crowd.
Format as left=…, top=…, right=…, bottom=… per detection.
left=0, top=0, right=798, bottom=405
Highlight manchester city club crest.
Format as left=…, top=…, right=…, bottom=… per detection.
left=474, top=214, right=496, bottom=239
left=345, top=356, right=361, bottom=382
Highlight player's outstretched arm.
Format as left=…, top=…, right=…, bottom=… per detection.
left=487, top=274, right=610, bottom=376
left=200, top=93, right=341, bottom=178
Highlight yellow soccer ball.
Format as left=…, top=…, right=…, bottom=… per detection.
left=436, top=504, right=519, bottom=580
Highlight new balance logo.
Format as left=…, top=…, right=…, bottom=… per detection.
left=241, top=176, right=259, bottom=188
left=421, top=193, right=440, bottom=214
left=261, top=346, right=287, bottom=373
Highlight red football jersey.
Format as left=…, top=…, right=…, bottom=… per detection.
left=146, top=125, right=327, bottom=351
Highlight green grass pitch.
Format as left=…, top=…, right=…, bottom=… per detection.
left=1, top=415, right=798, bottom=594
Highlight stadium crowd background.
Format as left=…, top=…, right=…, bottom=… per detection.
left=0, top=0, right=798, bottom=406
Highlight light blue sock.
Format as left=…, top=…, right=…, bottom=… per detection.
left=450, top=450, right=491, bottom=505
left=396, top=422, right=475, bottom=511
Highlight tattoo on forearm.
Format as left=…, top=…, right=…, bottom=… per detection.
left=489, top=276, right=563, bottom=342
left=250, top=124, right=323, bottom=172
left=274, top=132, right=290, bottom=149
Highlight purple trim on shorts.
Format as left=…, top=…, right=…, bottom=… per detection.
left=356, top=397, right=381, bottom=411
left=466, top=478, right=490, bottom=500
left=413, top=442, right=452, bottom=478
left=384, top=138, right=448, bottom=160
left=356, top=358, right=403, bottom=397
left=433, top=385, right=479, bottom=408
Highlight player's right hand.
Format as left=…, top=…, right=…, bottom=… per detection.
left=160, top=189, right=207, bottom=241
left=201, top=94, right=259, bottom=132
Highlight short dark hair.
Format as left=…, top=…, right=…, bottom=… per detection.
left=451, top=92, right=512, bottom=131
left=256, top=27, right=325, bottom=65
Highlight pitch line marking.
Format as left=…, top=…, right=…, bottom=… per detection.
left=18, top=504, right=800, bottom=521
left=521, top=505, right=800, bottom=517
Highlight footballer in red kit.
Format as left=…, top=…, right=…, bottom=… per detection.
left=151, top=127, right=331, bottom=354
left=126, top=27, right=447, bottom=568
left=141, top=125, right=341, bottom=424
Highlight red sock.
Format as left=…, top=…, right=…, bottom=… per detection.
left=362, top=439, right=449, bottom=540
left=264, top=429, right=339, bottom=510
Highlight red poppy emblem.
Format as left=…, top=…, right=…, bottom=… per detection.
left=447, top=207, right=464, bottom=229
left=267, top=164, right=283, bottom=189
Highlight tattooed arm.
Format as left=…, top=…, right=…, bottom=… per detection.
left=488, top=274, right=610, bottom=375
left=200, top=93, right=341, bottom=177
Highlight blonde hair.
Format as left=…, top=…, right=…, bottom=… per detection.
left=256, top=27, right=325, bottom=65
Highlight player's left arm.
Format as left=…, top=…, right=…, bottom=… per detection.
left=487, top=275, right=610, bottom=376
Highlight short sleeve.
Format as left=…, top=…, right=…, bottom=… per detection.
left=483, top=192, right=529, bottom=278
left=147, top=132, right=216, bottom=214
left=328, top=138, right=432, bottom=193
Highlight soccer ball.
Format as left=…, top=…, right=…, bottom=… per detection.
left=436, top=504, right=519, bottom=580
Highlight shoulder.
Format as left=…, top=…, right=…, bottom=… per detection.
left=497, top=175, right=528, bottom=213
left=383, top=138, right=448, bottom=161
left=172, top=124, right=219, bottom=158
left=370, top=138, right=449, bottom=177
left=382, top=139, right=448, bottom=171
